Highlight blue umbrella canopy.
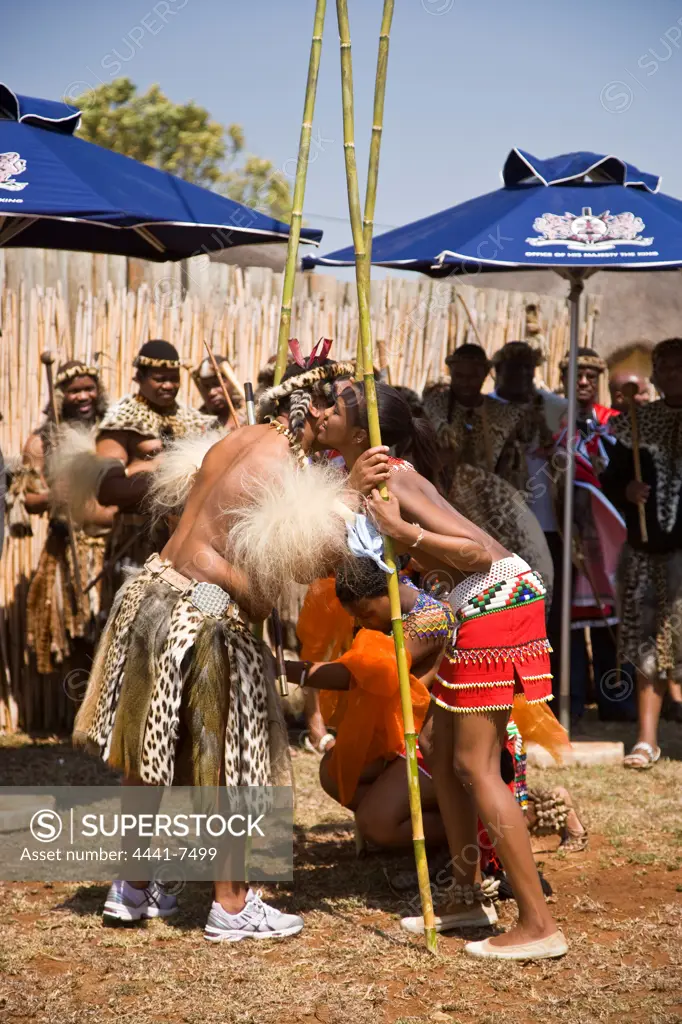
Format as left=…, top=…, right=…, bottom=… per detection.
left=0, top=84, right=322, bottom=262
left=305, top=148, right=682, bottom=275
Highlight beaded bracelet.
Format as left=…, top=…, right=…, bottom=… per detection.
left=410, top=524, right=425, bottom=549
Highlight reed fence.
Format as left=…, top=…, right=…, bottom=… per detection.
left=0, top=265, right=599, bottom=732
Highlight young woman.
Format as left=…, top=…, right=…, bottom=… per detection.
left=288, top=557, right=452, bottom=850
left=315, top=381, right=567, bottom=961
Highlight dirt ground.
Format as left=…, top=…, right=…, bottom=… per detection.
left=1, top=716, right=681, bottom=1024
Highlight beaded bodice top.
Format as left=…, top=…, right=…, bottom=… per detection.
left=399, top=577, right=456, bottom=643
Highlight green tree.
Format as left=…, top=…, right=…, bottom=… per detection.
left=73, top=78, right=292, bottom=219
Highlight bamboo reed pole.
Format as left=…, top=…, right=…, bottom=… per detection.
left=273, top=0, right=326, bottom=387
left=335, top=0, right=437, bottom=954
left=356, top=0, right=394, bottom=375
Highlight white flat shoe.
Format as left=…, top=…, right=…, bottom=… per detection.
left=401, top=902, right=498, bottom=935
left=464, top=930, right=568, bottom=961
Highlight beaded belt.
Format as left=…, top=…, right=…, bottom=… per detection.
left=450, top=554, right=536, bottom=616
left=144, top=554, right=241, bottom=621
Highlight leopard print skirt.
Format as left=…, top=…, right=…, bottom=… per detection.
left=73, top=568, right=292, bottom=789
left=617, top=545, right=682, bottom=681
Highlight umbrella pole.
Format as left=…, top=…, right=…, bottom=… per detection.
left=335, top=0, right=437, bottom=954
left=356, top=0, right=395, bottom=375
left=273, top=0, right=327, bottom=387
left=559, top=272, right=584, bottom=733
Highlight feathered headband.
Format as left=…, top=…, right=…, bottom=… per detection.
left=256, top=339, right=356, bottom=433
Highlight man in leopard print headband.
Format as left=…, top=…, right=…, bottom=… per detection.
left=256, top=343, right=356, bottom=433
left=603, top=337, right=682, bottom=769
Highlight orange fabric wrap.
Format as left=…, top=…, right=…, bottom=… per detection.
left=323, top=629, right=430, bottom=807
left=512, top=693, right=571, bottom=763
left=297, top=578, right=354, bottom=663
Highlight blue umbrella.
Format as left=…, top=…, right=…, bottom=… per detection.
left=306, top=148, right=682, bottom=730
left=306, top=147, right=680, bottom=274
left=0, top=84, right=322, bottom=261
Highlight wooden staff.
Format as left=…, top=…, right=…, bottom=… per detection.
left=201, top=342, right=241, bottom=430
left=336, top=0, right=437, bottom=953
left=622, top=381, right=648, bottom=544
left=40, top=352, right=85, bottom=600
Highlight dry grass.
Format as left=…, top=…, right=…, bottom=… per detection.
left=1, top=720, right=682, bottom=1024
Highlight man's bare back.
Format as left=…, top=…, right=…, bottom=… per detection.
left=161, top=424, right=289, bottom=620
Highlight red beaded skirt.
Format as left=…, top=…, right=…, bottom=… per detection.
left=432, top=577, right=553, bottom=714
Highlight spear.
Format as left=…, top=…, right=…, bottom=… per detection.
left=273, top=0, right=327, bottom=388
left=201, top=341, right=241, bottom=430
left=356, top=0, right=395, bottom=376
left=335, top=0, right=437, bottom=953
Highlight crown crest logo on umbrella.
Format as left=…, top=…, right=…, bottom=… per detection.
left=528, top=209, right=653, bottom=250
left=0, top=151, right=27, bottom=190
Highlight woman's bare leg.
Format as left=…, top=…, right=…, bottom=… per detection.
left=451, top=709, right=557, bottom=946
left=428, top=705, right=480, bottom=902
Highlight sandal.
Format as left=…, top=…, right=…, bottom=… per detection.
left=623, top=741, right=661, bottom=770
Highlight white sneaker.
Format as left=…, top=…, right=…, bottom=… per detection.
left=103, top=880, right=179, bottom=923
left=400, top=902, right=498, bottom=935
left=204, top=889, right=304, bottom=942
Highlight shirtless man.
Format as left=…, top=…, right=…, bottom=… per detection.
left=315, top=380, right=566, bottom=961
left=74, top=357, right=356, bottom=943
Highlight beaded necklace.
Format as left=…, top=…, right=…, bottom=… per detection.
left=269, top=419, right=308, bottom=468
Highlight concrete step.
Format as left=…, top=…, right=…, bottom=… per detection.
left=526, top=740, right=624, bottom=768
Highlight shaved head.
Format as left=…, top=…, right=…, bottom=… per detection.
left=609, top=370, right=649, bottom=412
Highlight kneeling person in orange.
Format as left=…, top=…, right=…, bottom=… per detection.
left=288, top=559, right=452, bottom=849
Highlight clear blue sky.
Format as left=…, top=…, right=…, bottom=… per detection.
left=5, top=0, right=682, bottom=269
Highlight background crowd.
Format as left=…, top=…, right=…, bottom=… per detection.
left=3, top=331, right=681, bottom=776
